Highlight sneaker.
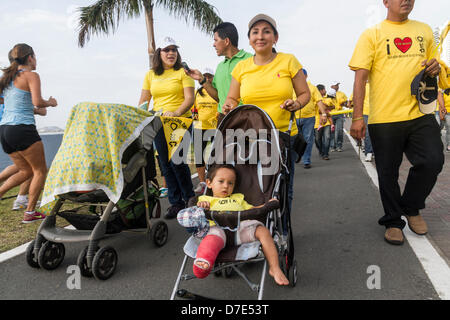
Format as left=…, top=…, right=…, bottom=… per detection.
left=22, top=211, right=46, bottom=224
left=384, top=228, right=404, bottom=245
left=12, top=199, right=40, bottom=211
left=405, top=215, right=428, bottom=235
left=337, top=148, right=343, bottom=152
left=303, top=164, right=312, bottom=169
left=330, top=148, right=336, bottom=152
left=365, top=153, right=373, bottom=162
left=159, top=187, right=168, bottom=198
left=322, top=156, right=330, bottom=160
left=194, top=182, right=207, bottom=194
left=446, top=146, right=450, bottom=153
left=165, top=204, right=185, bottom=220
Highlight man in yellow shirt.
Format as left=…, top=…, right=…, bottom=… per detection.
left=349, top=0, right=444, bottom=245
left=329, top=82, right=348, bottom=152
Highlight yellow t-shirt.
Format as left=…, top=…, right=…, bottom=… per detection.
left=296, top=81, right=323, bottom=119
left=349, top=83, right=371, bottom=115
left=198, top=193, right=254, bottom=227
left=231, top=53, right=303, bottom=135
left=193, top=89, right=218, bottom=130
left=315, top=96, right=332, bottom=129
left=334, top=91, right=348, bottom=111
left=442, top=90, right=450, bottom=113
left=349, top=19, right=436, bottom=124
left=142, top=68, right=195, bottom=117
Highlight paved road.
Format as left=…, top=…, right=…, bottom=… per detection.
left=0, top=134, right=443, bottom=300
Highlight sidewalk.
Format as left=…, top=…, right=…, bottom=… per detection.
left=344, top=119, right=450, bottom=265
left=398, top=146, right=450, bottom=264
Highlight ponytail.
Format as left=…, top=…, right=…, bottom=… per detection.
left=0, top=43, right=34, bottom=94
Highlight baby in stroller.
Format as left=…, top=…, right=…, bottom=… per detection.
left=178, top=164, right=289, bottom=286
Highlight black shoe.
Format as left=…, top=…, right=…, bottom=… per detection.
left=304, top=164, right=311, bottom=169
left=165, top=204, right=185, bottom=220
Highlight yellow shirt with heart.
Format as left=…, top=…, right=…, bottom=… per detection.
left=349, top=19, right=437, bottom=124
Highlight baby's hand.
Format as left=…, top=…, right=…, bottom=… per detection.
left=197, top=201, right=210, bottom=210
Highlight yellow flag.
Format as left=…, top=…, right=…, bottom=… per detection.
left=161, top=116, right=193, bottom=160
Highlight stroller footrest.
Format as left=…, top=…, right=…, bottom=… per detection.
left=40, top=226, right=93, bottom=243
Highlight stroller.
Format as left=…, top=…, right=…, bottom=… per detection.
left=25, top=103, right=168, bottom=281
left=171, top=105, right=298, bottom=300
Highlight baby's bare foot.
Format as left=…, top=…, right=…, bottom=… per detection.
left=269, top=267, right=289, bottom=286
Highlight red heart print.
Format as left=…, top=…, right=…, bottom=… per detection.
left=394, top=37, right=412, bottom=53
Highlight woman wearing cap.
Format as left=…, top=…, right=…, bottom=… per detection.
left=192, top=68, right=218, bottom=195
left=223, top=14, right=311, bottom=211
left=0, top=43, right=57, bottom=223
left=138, top=37, right=195, bottom=219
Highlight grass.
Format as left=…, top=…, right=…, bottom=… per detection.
left=0, top=156, right=200, bottom=254
left=0, top=187, right=71, bottom=253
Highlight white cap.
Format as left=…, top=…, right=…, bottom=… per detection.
left=156, top=36, right=178, bottom=50
left=327, top=91, right=336, bottom=98
left=202, top=67, right=215, bottom=76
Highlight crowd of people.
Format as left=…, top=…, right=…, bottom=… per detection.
left=0, top=0, right=449, bottom=284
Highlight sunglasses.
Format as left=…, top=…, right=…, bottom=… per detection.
left=161, top=47, right=177, bottom=53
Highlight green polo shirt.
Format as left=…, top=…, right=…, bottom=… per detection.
left=212, top=49, right=253, bottom=112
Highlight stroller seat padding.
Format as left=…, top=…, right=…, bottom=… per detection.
left=123, top=150, right=147, bottom=183
left=59, top=190, right=110, bottom=203
left=205, top=200, right=279, bottom=229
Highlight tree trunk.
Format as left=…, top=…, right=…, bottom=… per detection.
left=145, top=5, right=155, bottom=69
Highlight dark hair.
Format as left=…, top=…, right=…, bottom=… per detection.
left=207, top=164, right=238, bottom=184
left=0, top=43, right=34, bottom=94
left=213, top=22, right=239, bottom=48
left=317, top=84, right=325, bottom=91
left=151, top=47, right=182, bottom=76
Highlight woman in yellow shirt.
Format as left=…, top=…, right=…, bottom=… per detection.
left=138, top=37, right=195, bottom=219
left=192, top=68, right=218, bottom=194
left=222, top=14, right=310, bottom=212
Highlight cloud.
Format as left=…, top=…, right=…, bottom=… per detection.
left=1, top=8, right=75, bottom=31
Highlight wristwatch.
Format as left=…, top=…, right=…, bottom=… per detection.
left=199, top=77, right=207, bottom=85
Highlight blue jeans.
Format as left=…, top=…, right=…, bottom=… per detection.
left=296, top=117, right=315, bottom=165
left=154, top=127, right=195, bottom=206
left=363, top=115, right=373, bottom=154
left=330, top=114, right=344, bottom=149
left=315, top=126, right=331, bottom=157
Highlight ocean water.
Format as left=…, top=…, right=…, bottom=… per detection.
left=0, top=133, right=63, bottom=171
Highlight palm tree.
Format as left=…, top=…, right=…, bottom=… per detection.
left=77, top=0, right=222, bottom=67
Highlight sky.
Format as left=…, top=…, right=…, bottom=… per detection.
left=0, top=0, right=449, bottom=130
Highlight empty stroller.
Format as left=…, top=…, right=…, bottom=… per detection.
left=25, top=102, right=169, bottom=280
left=171, top=105, right=298, bottom=300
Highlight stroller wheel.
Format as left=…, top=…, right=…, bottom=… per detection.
left=222, top=266, right=234, bottom=278
left=151, top=220, right=168, bottom=247
left=26, top=240, right=40, bottom=269
left=77, top=246, right=96, bottom=278
left=38, top=241, right=65, bottom=270
left=92, top=246, right=118, bottom=280
left=288, top=259, right=298, bottom=287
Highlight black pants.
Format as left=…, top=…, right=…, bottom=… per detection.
left=368, top=115, right=444, bottom=229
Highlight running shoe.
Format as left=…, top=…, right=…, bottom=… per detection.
left=12, top=199, right=40, bottom=211
left=159, top=187, right=168, bottom=198
left=365, top=153, right=373, bottom=162
left=22, top=211, right=46, bottom=224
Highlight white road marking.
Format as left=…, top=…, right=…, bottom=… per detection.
left=344, top=128, right=450, bottom=300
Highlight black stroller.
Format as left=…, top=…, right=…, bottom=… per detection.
left=25, top=112, right=169, bottom=281
left=171, top=105, right=298, bottom=300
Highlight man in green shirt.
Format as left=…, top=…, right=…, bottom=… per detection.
left=186, top=22, right=252, bottom=113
